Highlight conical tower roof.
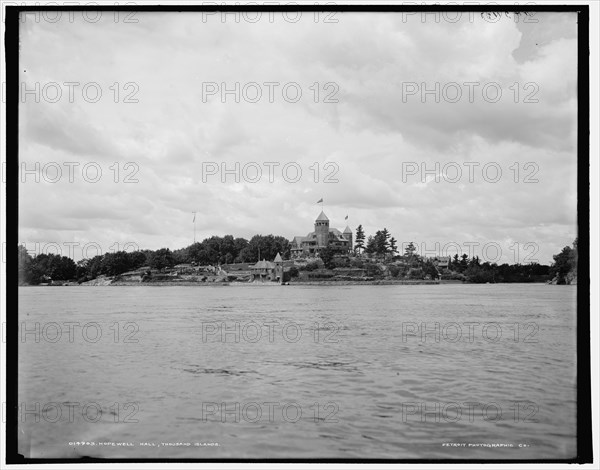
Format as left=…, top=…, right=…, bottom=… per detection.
left=316, top=211, right=329, bottom=221
left=274, top=253, right=283, bottom=263
left=343, top=226, right=352, bottom=233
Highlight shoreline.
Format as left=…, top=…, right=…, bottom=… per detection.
left=285, top=280, right=440, bottom=286
left=19, top=279, right=558, bottom=287
left=31, top=280, right=442, bottom=287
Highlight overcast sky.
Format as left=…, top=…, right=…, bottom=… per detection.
left=18, top=10, right=578, bottom=263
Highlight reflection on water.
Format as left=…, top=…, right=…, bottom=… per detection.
left=18, top=284, right=577, bottom=459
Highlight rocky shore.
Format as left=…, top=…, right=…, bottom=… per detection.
left=292, top=279, right=439, bottom=286
left=42, top=277, right=440, bottom=287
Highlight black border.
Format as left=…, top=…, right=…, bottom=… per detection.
left=4, top=3, right=592, bottom=465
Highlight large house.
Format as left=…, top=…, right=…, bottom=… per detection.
left=250, top=253, right=284, bottom=282
left=290, top=211, right=353, bottom=258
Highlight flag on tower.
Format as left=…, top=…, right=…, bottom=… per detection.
left=316, top=198, right=323, bottom=204
left=193, top=212, right=196, bottom=223
left=345, top=215, right=348, bottom=220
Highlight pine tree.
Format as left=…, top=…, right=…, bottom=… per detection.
left=373, top=230, right=389, bottom=255
left=389, top=237, right=398, bottom=255
left=382, top=228, right=391, bottom=253
left=404, top=242, right=417, bottom=259
left=355, top=225, right=366, bottom=254
left=365, top=235, right=376, bottom=254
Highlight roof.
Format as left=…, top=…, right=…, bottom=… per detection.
left=293, top=229, right=352, bottom=245
left=344, top=226, right=352, bottom=233
left=292, top=236, right=306, bottom=246
left=274, top=253, right=283, bottom=262
left=316, top=211, right=329, bottom=222
left=252, top=259, right=275, bottom=270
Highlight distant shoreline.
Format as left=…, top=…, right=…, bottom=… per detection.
left=24, top=280, right=442, bottom=287
left=19, top=279, right=559, bottom=287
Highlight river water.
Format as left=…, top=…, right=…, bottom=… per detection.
left=17, top=284, right=577, bottom=459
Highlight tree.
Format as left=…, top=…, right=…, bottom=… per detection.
left=422, top=259, right=439, bottom=279
left=389, top=237, right=398, bottom=255
left=75, top=259, right=89, bottom=282
left=464, top=264, right=495, bottom=283
left=204, top=236, right=222, bottom=264
left=18, top=245, right=33, bottom=284
left=101, top=251, right=132, bottom=276
left=233, top=237, right=249, bottom=262
left=319, top=247, right=336, bottom=269
left=569, top=238, right=578, bottom=273
left=459, top=254, right=469, bottom=271
left=85, top=255, right=104, bottom=280
left=129, top=251, right=147, bottom=269
left=469, top=256, right=481, bottom=267
left=404, top=242, right=417, bottom=263
left=58, top=256, right=77, bottom=280
left=238, top=245, right=256, bottom=263
left=550, top=241, right=576, bottom=284
left=172, top=246, right=190, bottom=265
left=28, top=253, right=77, bottom=282
left=148, top=248, right=175, bottom=271
left=365, top=235, right=376, bottom=254
left=381, top=228, right=391, bottom=253
left=188, top=242, right=207, bottom=264
left=373, top=229, right=390, bottom=255
left=237, top=234, right=290, bottom=263
left=355, top=225, right=365, bottom=254
left=220, top=235, right=237, bottom=264
left=270, top=235, right=291, bottom=260
left=452, top=253, right=460, bottom=269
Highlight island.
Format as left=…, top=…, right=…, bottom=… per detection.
left=17, top=210, right=576, bottom=286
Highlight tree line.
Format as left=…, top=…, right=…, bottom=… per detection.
left=17, top=234, right=291, bottom=284
left=348, top=226, right=574, bottom=283
left=16, top=230, right=577, bottom=285
left=549, top=238, right=578, bottom=284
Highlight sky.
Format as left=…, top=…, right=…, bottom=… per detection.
left=17, top=10, right=579, bottom=264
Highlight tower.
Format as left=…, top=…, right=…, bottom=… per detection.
left=343, top=226, right=353, bottom=252
left=315, top=211, right=330, bottom=248
left=274, top=252, right=283, bottom=283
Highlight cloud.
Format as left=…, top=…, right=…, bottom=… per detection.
left=17, top=11, right=579, bottom=263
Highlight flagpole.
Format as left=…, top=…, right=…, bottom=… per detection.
left=192, top=211, right=197, bottom=244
